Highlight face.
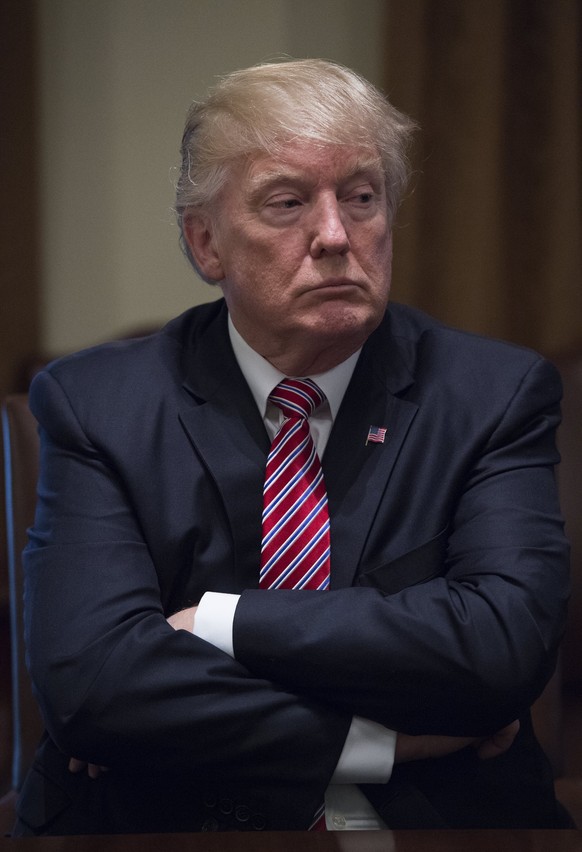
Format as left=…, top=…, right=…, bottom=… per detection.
left=184, top=141, right=393, bottom=374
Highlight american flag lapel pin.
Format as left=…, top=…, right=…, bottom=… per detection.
left=366, top=425, right=387, bottom=445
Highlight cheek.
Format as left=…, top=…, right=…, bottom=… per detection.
left=224, top=265, right=282, bottom=318
left=248, top=242, right=302, bottom=289
left=368, top=230, right=393, bottom=271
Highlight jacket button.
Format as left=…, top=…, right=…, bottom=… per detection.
left=219, top=797, right=234, bottom=815
left=252, top=813, right=267, bottom=831
left=235, top=805, right=251, bottom=823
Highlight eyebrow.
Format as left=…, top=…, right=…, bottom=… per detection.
left=245, top=155, right=384, bottom=202
left=245, top=170, right=310, bottom=202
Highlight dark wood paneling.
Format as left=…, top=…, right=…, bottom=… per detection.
left=0, top=0, right=40, bottom=397
left=0, top=0, right=40, bottom=802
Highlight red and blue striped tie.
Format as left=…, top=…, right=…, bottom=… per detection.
left=260, top=378, right=331, bottom=591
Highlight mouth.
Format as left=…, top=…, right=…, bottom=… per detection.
left=308, top=278, right=362, bottom=293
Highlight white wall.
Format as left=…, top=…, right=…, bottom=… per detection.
left=37, top=0, right=388, bottom=353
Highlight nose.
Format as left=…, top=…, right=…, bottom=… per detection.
left=309, top=196, right=350, bottom=258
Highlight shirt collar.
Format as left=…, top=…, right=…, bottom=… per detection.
left=227, top=315, right=360, bottom=420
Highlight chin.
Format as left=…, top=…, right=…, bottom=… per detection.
left=309, top=301, right=384, bottom=340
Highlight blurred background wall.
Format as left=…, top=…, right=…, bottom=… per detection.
left=1, top=0, right=389, bottom=386
left=386, top=0, right=581, bottom=358
left=2, top=0, right=580, bottom=393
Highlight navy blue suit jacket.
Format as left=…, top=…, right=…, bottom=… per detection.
left=16, top=300, right=570, bottom=833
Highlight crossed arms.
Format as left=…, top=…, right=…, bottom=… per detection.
left=24, top=352, right=569, bottom=804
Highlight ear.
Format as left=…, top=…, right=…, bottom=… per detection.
left=182, top=211, right=225, bottom=282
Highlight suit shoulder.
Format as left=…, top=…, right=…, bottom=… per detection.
left=386, top=303, right=561, bottom=402
left=35, top=301, right=223, bottom=386
left=29, top=300, right=225, bottom=423
left=388, top=302, right=547, bottom=367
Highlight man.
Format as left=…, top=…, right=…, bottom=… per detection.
left=14, top=59, right=569, bottom=835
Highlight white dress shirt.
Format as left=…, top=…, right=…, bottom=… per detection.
left=193, top=317, right=395, bottom=829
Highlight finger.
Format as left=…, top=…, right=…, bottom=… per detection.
left=167, top=606, right=197, bottom=632
left=477, top=738, right=505, bottom=759
left=87, top=763, right=106, bottom=779
left=68, top=758, right=87, bottom=773
left=477, top=720, right=520, bottom=759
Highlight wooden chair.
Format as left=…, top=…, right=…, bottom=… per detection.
left=0, top=395, right=44, bottom=834
left=552, top=353, right=582, bottom=825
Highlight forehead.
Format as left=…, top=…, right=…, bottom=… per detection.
left=237, top=142, right=384, bottom=195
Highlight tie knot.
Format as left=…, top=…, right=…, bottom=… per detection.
left=269, top=378, right=325, bottom=420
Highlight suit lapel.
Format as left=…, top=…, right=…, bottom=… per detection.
left=178, top=304, right=270, bottom=591
left=177, top=303, right=420, bottom=593
left=323, top=314, right=419, bottom=588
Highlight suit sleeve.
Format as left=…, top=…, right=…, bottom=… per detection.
left=24, top=369, right=351, bottom=792
left=233, top=356, right=570, bottom=736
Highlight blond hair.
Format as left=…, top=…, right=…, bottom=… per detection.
left=175, top=59, right=416, bottom=267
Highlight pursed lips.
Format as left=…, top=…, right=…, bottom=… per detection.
left=306, top=277, right=363, bottom=292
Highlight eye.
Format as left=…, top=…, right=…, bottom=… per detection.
left=260, top=194, right=304, bottom=224
left=346, top=190, right=375, bottom=205
left=267, top=197, right=302, bottom=210
left=340, top=180, right=384, bottom=219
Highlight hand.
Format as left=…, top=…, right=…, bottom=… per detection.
left=68, top=757, right=110, bottom=779
left=475, top=719, right=520, bottom=759
left=167, top=605, right=198, bottom=632
left=395, top=720, right=520, bottom=763
left=68, top=606, right=199, bottom=780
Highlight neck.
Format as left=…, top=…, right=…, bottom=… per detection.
left=227, top=312, right=377, bottom=377
left=266, top=341, right=361, bottom=376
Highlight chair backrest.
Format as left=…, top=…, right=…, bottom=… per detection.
left=1, top=394, right=43, bottom=790
left=555, top=354, right=582, bottom=687
left=531, top=352, right=582, bottom=777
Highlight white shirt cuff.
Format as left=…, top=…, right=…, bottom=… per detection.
left=194, top=593, right=395, bottom=786
left=331, top=716, right=396, bottom=784
left=193, top=591, right=240, bottom=657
